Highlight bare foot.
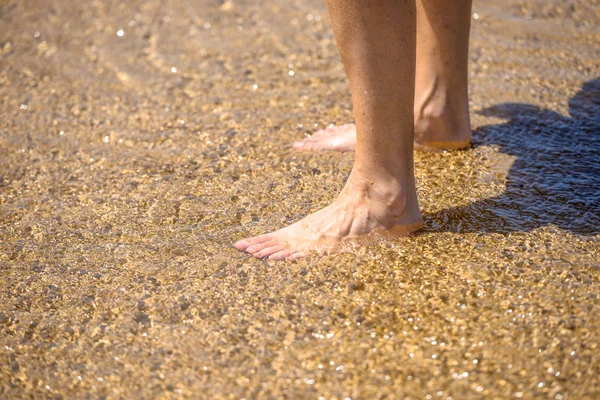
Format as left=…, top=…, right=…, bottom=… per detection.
left=293, top=117, right=471, bottom=153
left=293, top=123, right=356, bottom=153
left=235, top=172, right=422, bottom=261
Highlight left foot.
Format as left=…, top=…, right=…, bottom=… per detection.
left=293, top=118, right=471, bottom=153
left=234, top=171, right=422, bottom=261
left=293, top=93, right=472, bottom=153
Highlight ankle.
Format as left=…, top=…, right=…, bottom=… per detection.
left=414, top=90, right=471, bottom=144
left=352, top=158, right=414, bottom=187
left=344, top=168, right=419, bottom=218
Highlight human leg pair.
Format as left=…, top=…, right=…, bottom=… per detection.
left=236, top=0, right=472, bottom=260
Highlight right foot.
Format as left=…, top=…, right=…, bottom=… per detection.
left=234, top=170, right=422, bottom=260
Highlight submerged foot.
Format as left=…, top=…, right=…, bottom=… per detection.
left=293, top=113, right=471, bottom=153
left=235, top=172, right=422, bottom=261
left=293, top=123, right=357, bottom=153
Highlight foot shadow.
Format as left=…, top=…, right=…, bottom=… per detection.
left=425, top=78, right=600, bottom=236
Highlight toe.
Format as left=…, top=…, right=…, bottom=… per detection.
left=246, top=240, right=278, bottom=254
left=299, top=141, right=318, bottom=151
left=293, top=140, right=308, bottom=149
left=234, top=234, right=272, bottom=251
left=294, top=135, right=324, bottom=149
left=254, top=244, right=286, bottom=259
left=268, top=249, right=294, bottom=261
left=300, top=139, right=331, bottom=152
left=286, top=251, right=307, bottom=261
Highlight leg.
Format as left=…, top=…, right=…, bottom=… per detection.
left=294, top=0, right=473, bottom=153
left=413, top=0, right=472, bottom=149
left=236, top=0, right=421, bottom=260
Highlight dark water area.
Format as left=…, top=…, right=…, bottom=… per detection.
left=432, top=79, right=600, bottom=236
left=1, top=0, right=599, bottom=398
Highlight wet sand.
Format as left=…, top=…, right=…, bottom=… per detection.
left=1, top=0, right=599, bottom=398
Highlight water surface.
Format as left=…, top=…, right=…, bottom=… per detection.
left=0, top=0, right=599, bottom=398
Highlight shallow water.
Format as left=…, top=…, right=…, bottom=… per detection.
left=1, top=0, right=599, bottom=398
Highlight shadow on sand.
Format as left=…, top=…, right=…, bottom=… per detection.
left=426, top=78, right=600, bottom=236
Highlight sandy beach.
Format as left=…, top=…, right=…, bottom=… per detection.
left=1, top=0, right=599, bottom=398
